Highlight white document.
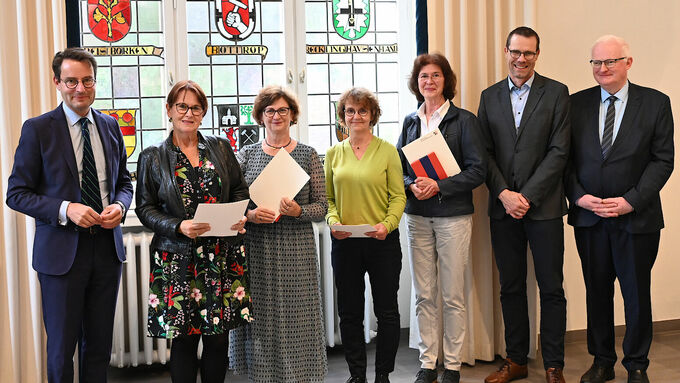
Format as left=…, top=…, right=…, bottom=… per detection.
left=248, top=148, right=310, bottom=219
left=331, top=224, right=376, bottom=238
left=401, top=127, right=461, bottom=178
left=193, top=199, right=250, bottom=237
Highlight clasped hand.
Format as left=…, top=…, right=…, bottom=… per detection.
left=66, top=202, right=123, bottom=229
left=577, top=194, right=633, bottom=217
left=410, top=177, right=440, bottom=200
left=247, top=197, right=301, bottom=224
left=498, top=189, right=530, bottom=219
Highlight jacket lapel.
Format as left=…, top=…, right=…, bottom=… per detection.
left=52, top=104, right=79, bottom=181
left=495, top=82, right=517, bottom=141
left=517, top=74, right=545, bottom=140
left=92, top=109, right=113, bottom=190
left=584, top=88, right=602, bottom=160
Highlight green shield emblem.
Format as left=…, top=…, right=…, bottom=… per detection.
left=332, top=0, right=370, bottom=41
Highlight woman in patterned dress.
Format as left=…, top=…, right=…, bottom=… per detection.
left=136, top=80, right=252, bottom=383
left=229, top=85, right=328, bottom=382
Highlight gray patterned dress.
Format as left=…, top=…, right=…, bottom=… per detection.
left=229, top=142, right=328, bottom=382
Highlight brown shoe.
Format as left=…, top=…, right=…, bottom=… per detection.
left=546, top=367, right=566, bottom=383
left=484, top=358, right=528, bottom=383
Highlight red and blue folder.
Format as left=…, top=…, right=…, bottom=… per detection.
left=410, top=152, right=448, bottom=180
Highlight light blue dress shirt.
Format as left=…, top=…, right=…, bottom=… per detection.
left=599, top=81, right=629, bottom=144
left=508, top=74, right=535, bottom=129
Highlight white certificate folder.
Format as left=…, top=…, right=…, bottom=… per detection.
left=248, top=148, right=310, bottom=219
left=400, top=127, right=460, bottom=180
left=193, top=199, right=250, bottom=237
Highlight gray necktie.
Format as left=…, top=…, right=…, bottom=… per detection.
left=601, top=95, right=617, bottom=158
left=79, top=117, right=103, bottom=213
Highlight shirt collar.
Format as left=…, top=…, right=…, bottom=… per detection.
left=62, top=103, right=94, bottom=128
left=416, top=99, right=450, bottom=121
left=508, top=73, right=535, bottom=91
left=600, top=81, right=629, bottom=103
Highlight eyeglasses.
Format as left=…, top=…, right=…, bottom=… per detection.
left=508, top=50, right=537, bottom=60
left=60, top=77, right=96, bottom=89
left=345, top=108, right=369, bottom=117
left=589, top=57, right=627, bottom=68
left=175, top=103, right=204, bottom=116
left=263, top=107, right=290, bottom=117
left=418, top=72, right=443, bottom=81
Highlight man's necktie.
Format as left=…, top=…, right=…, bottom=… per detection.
left=601, top=95, right=617, bottom=158
left=79, top=117, right=103, bottom=213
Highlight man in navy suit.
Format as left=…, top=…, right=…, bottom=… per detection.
left=567, top=36, right=674, bottom=383
left=6, top=48, right=133, bottom=382
left=478, top=26, right=570, bottom=383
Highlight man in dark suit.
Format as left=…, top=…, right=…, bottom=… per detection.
left=6, top=48, right=133, bottom=383
left=567, top=35, right=673, bottom=383
left=478, top=26, right=570, bottom=383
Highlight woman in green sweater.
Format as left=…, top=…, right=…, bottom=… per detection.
left=324, top=87, right=406, bottom=383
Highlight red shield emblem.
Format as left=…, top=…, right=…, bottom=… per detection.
left=216, top=0, right=256, bottom=41
left=101, top=109, right=137, bottom=158
left=88, top=0, right=132, bottom=42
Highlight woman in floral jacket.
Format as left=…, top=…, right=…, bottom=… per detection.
left=136, top=80, right=252, bottom=383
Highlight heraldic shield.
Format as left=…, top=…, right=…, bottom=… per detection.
left=88, top=0, right=132, bottom=42
left=216, top=0, right=257, bottom=41
left=333, top=0, right=370, bottom=41
left=101, top=109, right=137, bottom=158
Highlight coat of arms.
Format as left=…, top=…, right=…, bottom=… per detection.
left=101, top=109, right=137, bottom=158
left=88, top=0, right=132, bottom=42
left=332, top=0, right=370, bottom=41
left=216, top=0, right=257, bottom=41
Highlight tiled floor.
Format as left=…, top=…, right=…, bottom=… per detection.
left=109, top=328, right=680, bottom=382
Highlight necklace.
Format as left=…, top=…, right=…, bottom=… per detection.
left=264, top=137, right=292, bottom=149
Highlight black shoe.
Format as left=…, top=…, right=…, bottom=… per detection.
left=375, top=372, right=390, bottom=383
left=580, top=362, right=615, bottom=383
left=628, top=370, right=649, bottom=383
left=346, top=377, right=368, bottom=383
left=441, top=369, right=460, bottom=383
left=414, top=368, right=438, bottom=383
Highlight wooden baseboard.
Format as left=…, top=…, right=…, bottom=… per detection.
left=564, top=318, right=680, bottom=343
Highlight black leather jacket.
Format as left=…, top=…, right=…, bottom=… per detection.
left=396, top=101, right=487, bottom=217
left=135, top=133, right=249, bottom=254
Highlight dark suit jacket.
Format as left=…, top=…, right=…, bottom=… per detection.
left=478, top=72, right=571, bottom=220
left=566, top=83, right=674, bottom=233
left=6, top=103, right=134, bottom=275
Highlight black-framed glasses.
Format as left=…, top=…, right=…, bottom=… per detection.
left=60, top=77, right=96, bottom=89
left=589, top=57, right=627, bottom=68
left=508, top=50, right=537, bottom=60
left=345, top=108, right=369, bottom=117
left=263, top=107, right=290, bottom=117
left=175, top=103, right=204, bottom=116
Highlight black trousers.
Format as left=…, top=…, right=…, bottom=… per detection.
left=331, top=230, right=402, bottom=378
left=169, top=333, right=229, bottom=383
left=490, top=216, right=566, bottom=369
left=574, top=220, right=659, bottom=371
left=38, top=230, right=122, bottom=383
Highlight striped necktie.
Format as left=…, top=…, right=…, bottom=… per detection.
left=79, top=117, right=103, bottom=213
left=601, top=95, right=617, bottom=158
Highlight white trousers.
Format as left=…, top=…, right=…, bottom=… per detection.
left=406, top=213, right=472, bottom=370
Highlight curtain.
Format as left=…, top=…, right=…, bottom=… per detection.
left=407, top=0, right=540, bottom=365
left=0, top=0, right=66, bottom=382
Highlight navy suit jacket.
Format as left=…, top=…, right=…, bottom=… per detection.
left=6, top=104, right=134, bottom=275
left=478, top=72, right=571, bottom=220
left=566, top=83, right=674, bottom=233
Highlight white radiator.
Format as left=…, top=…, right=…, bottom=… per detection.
left=111, top=223, right=374, bottom=367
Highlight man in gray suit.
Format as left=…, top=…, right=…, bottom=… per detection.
left=478, top=26, right=570, bottom=383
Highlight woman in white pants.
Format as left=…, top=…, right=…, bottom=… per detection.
left=396, top=53, right=486, bottom=383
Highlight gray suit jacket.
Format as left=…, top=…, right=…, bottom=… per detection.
left=478, top=72, right=570, bottom=220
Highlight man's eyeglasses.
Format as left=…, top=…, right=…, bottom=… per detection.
left=589, top=57, right=627, bottom=68
left=175, top=103, right=204, bottom=116
left=508, top=50, right=537, bottom=60
left=60, top=77, right=96, bottom=89
left=345, top=108, right=369, bottom=117
left=263, top=107, right=290, bottom=117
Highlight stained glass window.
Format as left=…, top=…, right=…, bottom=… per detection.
left=79, top=0, right=166, bottom=173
